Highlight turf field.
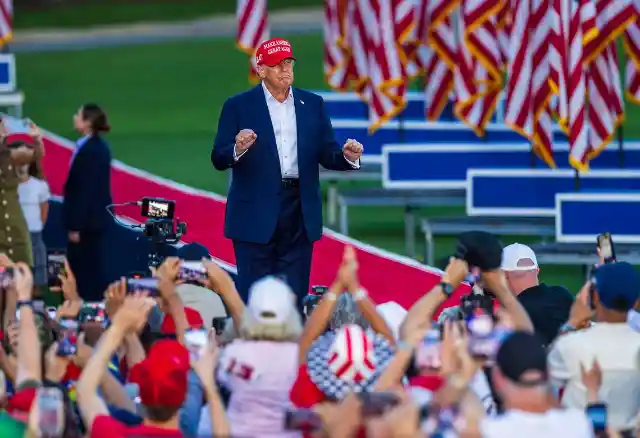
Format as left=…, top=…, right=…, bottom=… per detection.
left=17, top=34, right=640, bottom=292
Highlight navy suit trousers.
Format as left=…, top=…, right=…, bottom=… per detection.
left=233, top=183, right=313, bottom=310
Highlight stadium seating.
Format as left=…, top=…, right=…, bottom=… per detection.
left=382, top=143, right=640, bottom=189
left=466, top=169, right=640, bottom=216
left=555, top=192, right=640, bottom=243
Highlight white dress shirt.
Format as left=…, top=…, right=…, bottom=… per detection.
left=234, top=83, right=359, bottom=176
left=18, top=177, right=50, bottom=232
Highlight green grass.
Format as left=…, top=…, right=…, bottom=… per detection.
left=17, top=34, right=639, bottom=293
left=15, top=0, right=322, bottom=30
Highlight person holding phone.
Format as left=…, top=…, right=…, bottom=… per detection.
left=0, top=120, right=44, bottom=266
left=63, top=104, right=113, bottom=301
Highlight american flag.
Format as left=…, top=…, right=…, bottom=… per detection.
left=324, top=0, right=351, bottom=91
left=624, top=1, right=640, bottom=103
left=419, top=0, right=456, bottom=121
left=453, top=0, right=502, bottom=136
left=236, top=0, right=270, bottom=82
left=505, top=0, right=555, bottom=166
left=569, top=0, right=634, bottom=169
left=0, top=0, right=11, bottom=45
left=551, top=0, right=588, bottom=169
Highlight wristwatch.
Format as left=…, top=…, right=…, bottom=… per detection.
left=439, top=281, right=454, bottom=297
left=558, top=322, right=577, bottom=335
left=16, top=300, right=35, bottom=310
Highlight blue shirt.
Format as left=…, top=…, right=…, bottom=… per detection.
left=70, top=135, right=90, bottom=164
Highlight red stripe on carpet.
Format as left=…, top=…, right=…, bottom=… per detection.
left=41, top=134, right=470, bottom=314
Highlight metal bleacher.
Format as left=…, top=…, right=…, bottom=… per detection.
left=320, top=89, right=640, bottom=266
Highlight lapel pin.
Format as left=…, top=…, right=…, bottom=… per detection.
left=300, top=100, right=305, bottom=105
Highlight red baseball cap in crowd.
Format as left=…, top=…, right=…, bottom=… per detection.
left=160, top=306, right=204, bottom=334
left=255, top=38, right=296, bottom=67
left=128, top=339, right=190, bottom=407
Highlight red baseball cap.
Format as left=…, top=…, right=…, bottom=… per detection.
left=160, top=306, right=204, bottom=335
left=255, top=38, right=296, bottom=67
left=128, top=339, right=190, bottom=407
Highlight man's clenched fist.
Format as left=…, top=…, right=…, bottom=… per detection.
left=235, top=129, right=257, bottom=156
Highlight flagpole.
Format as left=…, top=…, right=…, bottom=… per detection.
left=618, top=38, right=626, bottom=168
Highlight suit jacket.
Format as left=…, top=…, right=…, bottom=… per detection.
left=212, top=85, right=356, bottom=244
left=63, top=135, right=113, bottom=233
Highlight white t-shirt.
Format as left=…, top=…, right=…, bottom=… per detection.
left=198, top=339, right=301, bottom=438
left=18, top=177, right=50, bottom=232
left=481, top=408, right=594, bottom=438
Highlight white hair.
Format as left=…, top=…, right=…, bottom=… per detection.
left=328, top=293, right=370, bottom=331
left=239, top=307, right=303, bottom=341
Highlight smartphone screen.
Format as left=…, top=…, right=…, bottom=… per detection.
left=180, top=261, right=208, bottom=281
left=37, top=387, right=64, bottom=437
left=466, top=311, right=499, bottom=359
left=57, top=319, right=78, bottom=357
left=47, top=254, right=66, bottom=288
left=184, top=329, right=208, bottom=361
left=586, top=403, right=607, bottom=433
left=78, top=302, right=107, bottom=325
left=597, top=233, right=616, bottom=264
left=126, top=277, right=159, bottom=296
left=284, top=410, right=322, bottom=431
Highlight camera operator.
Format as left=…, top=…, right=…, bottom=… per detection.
left=501, top=243, right=573, bottom=346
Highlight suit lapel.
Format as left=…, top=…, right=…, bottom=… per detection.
left=253, top=85, right=280, bottom=163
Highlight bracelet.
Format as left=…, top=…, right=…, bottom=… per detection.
left=325, top=292, right=337, bottom=302
left=354, top=288, right=368, bottom=301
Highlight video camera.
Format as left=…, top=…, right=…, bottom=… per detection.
left=140, top=197, right=187, bottom=244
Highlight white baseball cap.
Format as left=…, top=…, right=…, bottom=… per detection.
left=501, top=243, right=539, bottom=271
left=248, top=276, right=296, bottom=324
left=376, top=302, right=407, bottom=340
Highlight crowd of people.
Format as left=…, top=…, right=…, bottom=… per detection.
left=0, top=226, right=636, bottom=437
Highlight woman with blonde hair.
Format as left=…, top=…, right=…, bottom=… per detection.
left=198, top=276, right=303, bottom=438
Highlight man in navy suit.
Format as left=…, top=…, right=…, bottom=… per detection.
left=212, top=38, right=364, bottom=306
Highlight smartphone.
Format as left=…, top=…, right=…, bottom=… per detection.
left=141, top=197, right=175, bottom=219
left=126, top=277, right=159, bottom=296
left=47, top=253, right=66, bottom=288
left=78, top=302, right=107, bottom=325
left=57, top=318, right=79, bottom=357
left=179, top=261, right=208, bottom=282
left=184, top=329, right=208, bottom=361
left=466, top=310, right=500, bottom=359
left=586, top=402, right=607, bottom=433
left=212, top=317, right=227, bottom=335
left=415, top=328, right=442, bottom=369
left=597, top=233, right=616, bottom=264
left=37, top=387, right=64, bottom=437
left=284, top=409, right=323, bottom=432
left=0, top=266, right=13, bottom=289
left=359, top=392, right=400, bottom=416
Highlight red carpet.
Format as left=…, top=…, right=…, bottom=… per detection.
left=34, top=123, right=470, bottom=314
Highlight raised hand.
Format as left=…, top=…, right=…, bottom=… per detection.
left=235, top=129, right=257, bottom=155
left=343, top=138, right=363, bottom=161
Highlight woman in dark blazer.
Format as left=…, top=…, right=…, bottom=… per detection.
left=63, top=103, right=113, bottom=301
